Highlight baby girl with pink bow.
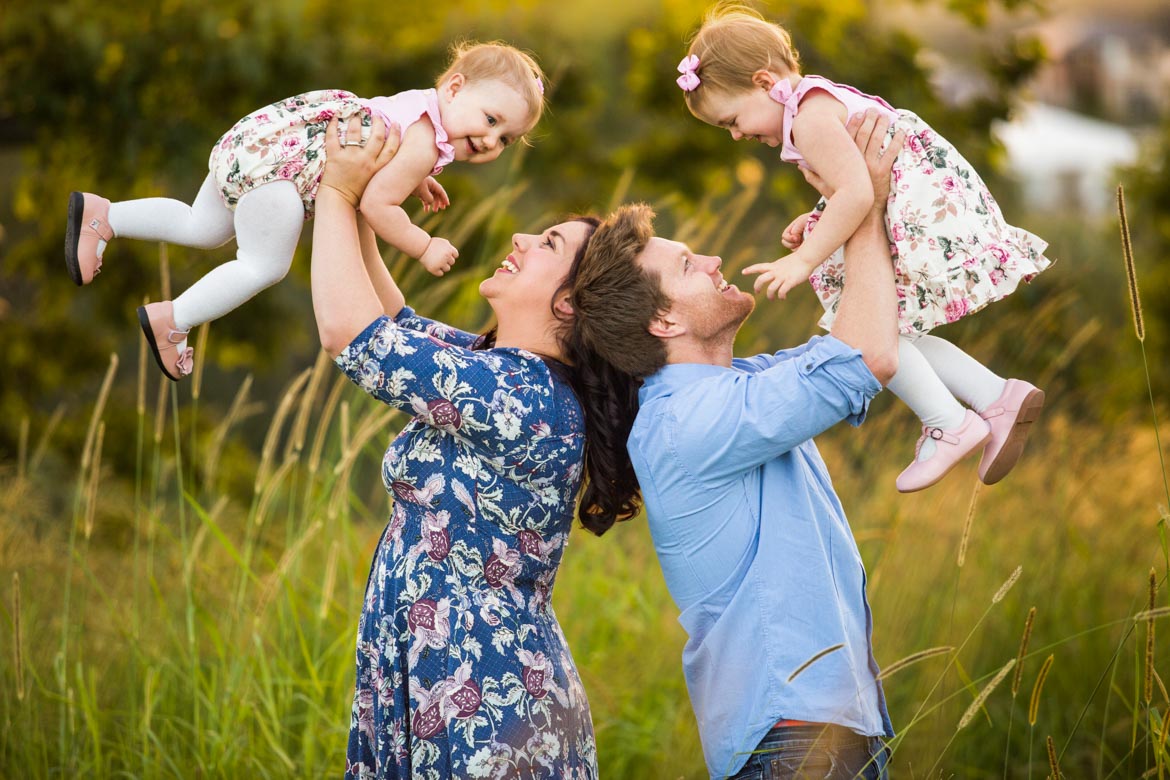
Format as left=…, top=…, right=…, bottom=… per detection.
left=65, top=42, right=544, bottom=383
left=677, top=6, right=1053, bottom=495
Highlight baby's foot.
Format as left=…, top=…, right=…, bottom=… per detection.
left=978, top=379, right=1045, bottom=485
left=138, top=301, right=194, bottom=381
left=65, top=192, right=113, bottom=285
left=895, top=410, right=991, bottom=493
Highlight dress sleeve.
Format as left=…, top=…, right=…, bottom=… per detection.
left=392, top=306, right=483, bottom=349
left=669, top=335, right=882, bottom=484
left=335, top=315, right=554, bottom=455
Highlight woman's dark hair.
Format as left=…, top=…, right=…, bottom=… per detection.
left=477, top=217, right=643, bottom=536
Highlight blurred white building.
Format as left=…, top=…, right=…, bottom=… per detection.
left=993, top=102, right=1140, bottom=214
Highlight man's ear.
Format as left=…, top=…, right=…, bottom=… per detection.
left=648, top=310, right=685, bottom=339
left=751, top=69, right=777, bottom=91
left=553, top=293, right=574, bottom=318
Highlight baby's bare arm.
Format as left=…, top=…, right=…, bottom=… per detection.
left=828, top=111, right=904, bottom=385
left=787, top=93, right=877, bottom=270
left=358, top=120, right=441, bottom=259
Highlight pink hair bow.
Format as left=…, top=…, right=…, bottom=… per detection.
left=676, top=55, right=700, bottom=92
left=534, top=76, right=544, bottom=96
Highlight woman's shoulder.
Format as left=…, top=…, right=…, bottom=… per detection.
left=495, top=350, right=584, bottom=425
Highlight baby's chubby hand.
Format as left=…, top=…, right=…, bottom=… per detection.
left=420, top=237, right=459, bottom=276
left=742, top=251, right=817, bottom=300
left=414, top=177, right=450, bottom=212
left=781, top=211, right=814, bottom=251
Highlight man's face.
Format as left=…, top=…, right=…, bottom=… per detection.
left=637, top=236, right=755, bottom=345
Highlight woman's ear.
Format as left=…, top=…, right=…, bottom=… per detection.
left=751, top=69, right=777, bottom=91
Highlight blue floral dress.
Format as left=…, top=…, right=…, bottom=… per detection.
left=336, top=308, right=598, bottom=780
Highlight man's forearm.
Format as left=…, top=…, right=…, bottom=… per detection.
left=829, top=207, right=898, bottom=383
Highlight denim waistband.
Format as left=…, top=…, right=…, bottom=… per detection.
left=755, top=722, right=885, bottom=754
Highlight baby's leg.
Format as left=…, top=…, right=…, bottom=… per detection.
left=887, top=336, right=967, bottom=429
left=171, top=180, right=303, bottom=331
left=913, top=334, right=1007, bottom=414
left=915, top=333, right=1041, bottom=485
left=108, top=174, right=235, bottom=249
left=889, top=335, right=993, bottom=492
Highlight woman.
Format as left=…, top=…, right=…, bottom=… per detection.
left=312, top=115, right=641, bottom=779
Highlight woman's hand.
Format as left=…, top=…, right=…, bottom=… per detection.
left=320, top=114, right=401, bottom=208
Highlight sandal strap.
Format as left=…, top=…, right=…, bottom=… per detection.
left=85, top=215, right=114, bottom=243
left=164, top=328, right=190, bottom=347
left=923, top=426, right=960, bottom=445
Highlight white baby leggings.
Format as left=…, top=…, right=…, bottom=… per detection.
left=886, top=334, right=1009, bottom=431
left=106, top=175, right=305, bottom=331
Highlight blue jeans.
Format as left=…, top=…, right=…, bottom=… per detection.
left=729, top=723, right=890, bottom=780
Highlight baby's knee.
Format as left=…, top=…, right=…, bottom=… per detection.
left=239, top=251, right=294, bottom=288
left=190, top=231, right=235, bottom=251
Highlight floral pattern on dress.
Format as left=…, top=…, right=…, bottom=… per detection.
left=336, top=308, right=598, bottom=780
left=806, top=110, right=1052, bottom=336
left=208, top=89, right=364, bottom=218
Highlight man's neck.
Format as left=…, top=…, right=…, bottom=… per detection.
left=664, top=335, right=736, bottom=368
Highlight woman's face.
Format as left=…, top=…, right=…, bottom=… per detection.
left=479, top=221, right=589, bottom=317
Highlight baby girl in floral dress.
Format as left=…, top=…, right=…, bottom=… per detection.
left=65, top=41, right=544, bottom=381
left=678, top=6, right=1052, bottom=492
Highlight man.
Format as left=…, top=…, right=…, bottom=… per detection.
left=571, top=112, right=903, bottom=779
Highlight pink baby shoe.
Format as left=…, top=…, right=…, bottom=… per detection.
left=138, top=301, right=194, bottom=381
left=65, top=192, right=113, bottom=286
left=978, top=379, right=1045, bottom=485
left=896, top=410, right=992, bottom=493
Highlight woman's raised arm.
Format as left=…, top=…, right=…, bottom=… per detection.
left=312, top=116, right=400, bottom=356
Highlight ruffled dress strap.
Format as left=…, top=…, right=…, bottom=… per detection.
left=360, top=88, right=456, bottom=175
left=776, top=75, right=898, bottom=167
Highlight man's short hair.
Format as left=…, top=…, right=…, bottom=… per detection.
left=571, top=204, right=670, bottom=379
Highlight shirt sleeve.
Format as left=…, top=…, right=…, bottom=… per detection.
left=670, top=335, right=881, bottom=483
left=392, top=306, right=483, bottom=349
left=731, top=339, right=820, bottom=373
left=335, top=315, right=551, bottom=455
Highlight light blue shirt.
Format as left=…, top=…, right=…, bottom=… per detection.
left=627, top=335, right=895, bottom=779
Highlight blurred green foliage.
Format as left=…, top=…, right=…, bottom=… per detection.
left=2, top=0, right=1157, bottom=477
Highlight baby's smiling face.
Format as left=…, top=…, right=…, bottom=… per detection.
left=696, top=79, right=787, bottom=147
left=438, top=75, right=533, bottom=164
